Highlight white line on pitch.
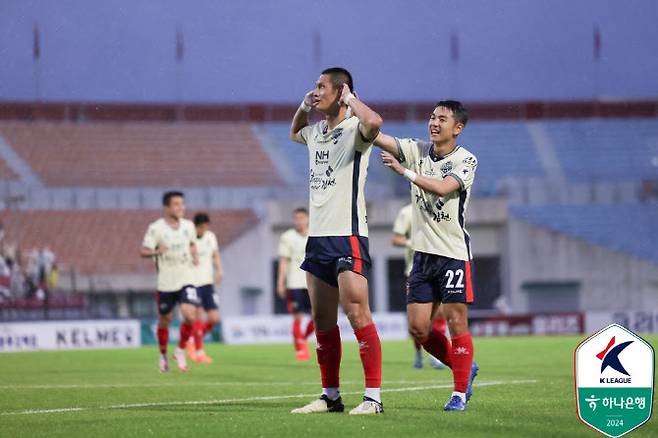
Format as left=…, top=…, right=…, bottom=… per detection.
left=0, top=379, right=538, bottom=416
left=0, top=380, right=462, bottom=390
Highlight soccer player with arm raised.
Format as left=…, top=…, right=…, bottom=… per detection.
left=375, top=101, right=479, bottom=412
left=289, top=67, right=384, bottom=415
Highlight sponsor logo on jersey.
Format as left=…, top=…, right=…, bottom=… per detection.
left=330, top=128, right=344, bottom=144
left=315, top=150, right=329, bottom=165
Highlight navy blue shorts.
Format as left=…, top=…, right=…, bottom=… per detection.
left=155, top=285, right=200, bottom=315
left=406, top=252, right=475, bottom=305
left=196, top=284, right=219, bottom=311
left=300, top=236, right=371, bottom=288
left=287, top=289, right=311, bottom=314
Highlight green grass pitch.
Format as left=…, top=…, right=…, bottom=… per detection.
left=1, top=336, right=656, bottom=437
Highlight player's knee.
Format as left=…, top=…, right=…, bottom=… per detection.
left=408, top=323, right=430, bottom=341
left=181, top=311, right=196, bottom=324
left=312, top=312, right=336, bottom=331
left=345, top=308, right=372, bottom=330
left=445, top=311, right=468, bottom=335
left=158, top=314, right=173, bottom=327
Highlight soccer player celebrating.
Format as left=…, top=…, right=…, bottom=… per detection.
left=375, top=101, right=479, bottom=411
left=277, top=207, right=314, bottom=361
left=141, top=191, right=199, bottom=373
left=289, top=67, right=384, bottom=415
left=186, top=212, right=223, bottom=364
left=392, top=203, right=447, bottom=370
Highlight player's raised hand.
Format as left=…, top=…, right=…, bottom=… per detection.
left=301, top=90, right=317, bottom=112
left=381, top=151, right=404, bottom=175
left=340, top=83, right=355, bottom=106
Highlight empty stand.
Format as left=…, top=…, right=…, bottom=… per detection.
left=511, top=203, right=658, bottom=264
left=0, top=122, right=284, bottom=187
left=0, top=209, right=259, bottom=274
left=0, top=157, right=18, bottom=181
left=545, top=119, right=658, bottom=182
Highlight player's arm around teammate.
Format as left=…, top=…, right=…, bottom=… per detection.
left=374, top=102, right=479, bottom=411
left=380, top=153, right=467, bottom=338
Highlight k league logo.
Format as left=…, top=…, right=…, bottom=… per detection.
left=597, top=336, right=633, bottom=380
left=575, top=324, right=655, bottom=437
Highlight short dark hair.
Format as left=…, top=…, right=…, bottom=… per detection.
left=293, top=207, right=308, bottom=215
left=162, top=191, right=184, bottom=206
left=321, top=67, right=353, bottom=92
left=193, top=212, right=210, bottom=226
left=435, top=100, right=468, bottom=126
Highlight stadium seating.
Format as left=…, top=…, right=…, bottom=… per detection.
left=0, top=157, right=17, bottom=180
left=0, top=209, right=259, bottom=273
left=0, top=122, right=283, bottom=187
left=510, top=203, right=658, bottom=264
left=545, top=118, right=658, bottom=182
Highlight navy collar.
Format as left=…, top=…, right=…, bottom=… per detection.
left=429, top=145, right=460, bottom=162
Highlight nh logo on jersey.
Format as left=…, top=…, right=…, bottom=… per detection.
left=575, top=324, right=654, bottom=437
left=315, top=150, right=329, bottom=165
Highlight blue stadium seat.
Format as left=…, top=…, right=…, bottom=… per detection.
left=511, top=203, right=658, bottom=264
left=544, top=118, right=658, bottom=182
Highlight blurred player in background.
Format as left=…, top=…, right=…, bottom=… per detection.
left=392, top=203, right=447, bottom=370
left=186, top=212, right=223, bottom=364
left=141, top=191, right=199, bottom=373
left=289, top=67, right=384, bottom=415
left=277, top=207, right=314, bottom=361
left=375, top=100, right=479, bottom=412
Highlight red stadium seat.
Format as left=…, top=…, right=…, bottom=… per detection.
left=0, top=209, right=258, bottom=274
left=0, top=121, right=284, bottom=187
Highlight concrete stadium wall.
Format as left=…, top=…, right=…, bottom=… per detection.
left=507, top=219, right=658, bottom=313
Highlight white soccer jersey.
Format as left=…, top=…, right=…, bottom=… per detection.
left=192, top=230, right=219, bottom=287
left=396, top=138, right=477, bottom=261
left=392, top=203, right=414, bottom=276
left=300, top=116, right=373, bottom=237
left=278, top=228, right=308, bottom=289
left=142, top=218, right=197, bottom=292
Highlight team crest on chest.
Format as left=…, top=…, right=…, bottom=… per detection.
left=440, top=161, right=453, bottom=176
